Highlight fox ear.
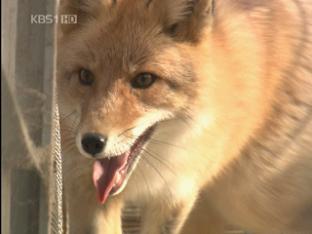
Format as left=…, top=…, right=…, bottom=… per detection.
left=149, top=0, right=215, bottom=42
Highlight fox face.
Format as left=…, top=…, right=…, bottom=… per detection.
left=57, top=0, right=214, bottom=203
left=58, top=0, right=273, bottom=206
left=58, top=29, right=196, bottom=154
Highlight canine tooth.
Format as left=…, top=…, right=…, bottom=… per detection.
left=115, top=172, right=121, bottom=184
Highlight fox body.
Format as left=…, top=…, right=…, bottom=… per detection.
left=57, top=0, right=312, bottom=233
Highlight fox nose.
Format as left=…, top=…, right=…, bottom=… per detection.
left=81, top=133, right=107, bottom=157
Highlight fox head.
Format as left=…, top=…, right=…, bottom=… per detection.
left=57, top=0, right=218, bottom=202
left=57, top=0, right=216, bottom=154
left=57, top=0, right=274, bottom=202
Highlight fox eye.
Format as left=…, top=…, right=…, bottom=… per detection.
left=79, top=69, right=94, bottom=86
left=131, top=73, right=157, bottom=89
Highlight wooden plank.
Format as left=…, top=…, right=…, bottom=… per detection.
left=39, top=0, right=57, bottom=233
left=1, top=0, right=18, bottom=233
left=2, top=0, right=56, bottom=233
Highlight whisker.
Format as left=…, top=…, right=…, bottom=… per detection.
left=141, top=156, right=171, bottom=192
left=137, top=166, right=154, bottom=198
left=141, top=148, right=177, bottom=176
left=62, top=144, right=76, bottom=152
left=121, top=134, right=188, bottom=152
left=148, top=138, right=188, bottom=151
left=118, top=126, right=137, bottom=137
left=60, top=110, right=77, bottom=121
left=122, top=141, right=172, bottom=192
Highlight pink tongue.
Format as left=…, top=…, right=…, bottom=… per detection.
left=92, top=154, right=128, bottom=204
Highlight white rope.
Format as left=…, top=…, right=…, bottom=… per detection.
left=50, top=104, right=64, bottom=234
left=49, top=0, right=65, bottom=228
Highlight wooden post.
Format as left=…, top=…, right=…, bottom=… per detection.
left=1, top=0, right=56, bottom=233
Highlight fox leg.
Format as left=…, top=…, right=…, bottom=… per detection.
left=66, top=191, right=123, bottom=234
left=95, top=198, right=124, bottom=234
left=65, top=193, right=100, bottom=234
left=140, top=192, right=198, bottom=234
left=180, top=199, right=225, bottom=234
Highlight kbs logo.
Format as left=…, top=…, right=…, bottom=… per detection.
left=30, top=14, right=77, bottom=24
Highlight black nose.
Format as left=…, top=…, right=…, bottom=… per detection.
left=81, top=133, right=107, bottom=157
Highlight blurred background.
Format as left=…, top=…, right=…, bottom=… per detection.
left=2, top=0, right=55, bottom=233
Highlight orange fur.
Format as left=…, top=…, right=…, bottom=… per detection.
left=57, top=0, right=312, bottom=233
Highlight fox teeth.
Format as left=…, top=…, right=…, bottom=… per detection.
left=115, top=172, right=121, bottom=185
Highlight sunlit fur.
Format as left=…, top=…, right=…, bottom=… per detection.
left=57, top=0, right=312, bottom=233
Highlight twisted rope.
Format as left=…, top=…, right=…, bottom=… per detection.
left=49, top=0, right=65, bottom=228
left=50, top=104, right=64, bottom=234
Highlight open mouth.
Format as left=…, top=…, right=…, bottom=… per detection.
left=92, top=126, right=155, bottom=204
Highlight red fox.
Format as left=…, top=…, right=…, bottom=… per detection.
left=57, top=0, right=312, bottom=233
